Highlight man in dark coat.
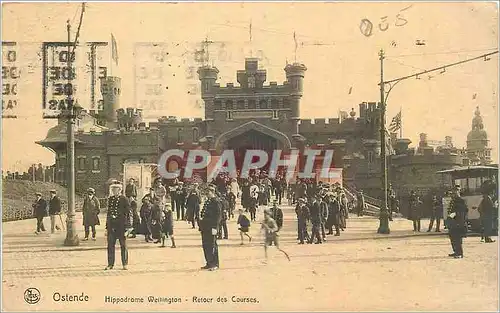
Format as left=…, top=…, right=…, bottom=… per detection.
left=409, top=191, right=422, bottom=232
left=427, top=195, right=442, bottom=232
left=308, top=196, right=323, bottom=244
left=356, top=191, right=366, bottom=217
left=105, top=184, right=131, bottom=270
left=217, top=194, right=229, bottom=240
left=479, top=186, right=496, bottom=243
left=48, top=189, right=62, bottom=234
left=296, top=198, right=310, bottom=244
left=447, top=187, right=468, bottom=258
left=125, top=178, right=137, bottom=199
left=83, top=188, right=101, bottom=241
left=270, top=200, right=284, bottom=231
left=185, top=188, right=201, bottom=229
left=327, top=194, right=341, bottom=236
left=199, top=186, right=221, bottom=271
left=32, top=192, right=47, bottom=234
left=319, top=194, right=329, bottom=240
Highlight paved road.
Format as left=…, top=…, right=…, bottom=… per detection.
left=2, top=203, right=498, bottom=311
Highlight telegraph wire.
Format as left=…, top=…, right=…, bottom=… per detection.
left=387, top=47, right=498, bottom=58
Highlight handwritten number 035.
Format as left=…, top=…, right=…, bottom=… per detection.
left=359, top=7, right=409, bottom=37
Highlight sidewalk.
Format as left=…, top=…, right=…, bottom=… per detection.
left=2, top=206, right=446, bottom=253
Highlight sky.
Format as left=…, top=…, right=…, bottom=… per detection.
left=1, top=1, right=499, bottom=172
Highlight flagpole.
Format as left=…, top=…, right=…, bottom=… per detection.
left=109, top=34, right=113, bottom=76
left=399, top=107, right=402, bottom=138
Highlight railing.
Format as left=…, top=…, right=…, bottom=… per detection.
left=2, top=199, right=85, bottom=222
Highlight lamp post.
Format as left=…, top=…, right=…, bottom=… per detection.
left=64, top=19, right=79, bottom=246
left=377, top=49, right=390, bottom=234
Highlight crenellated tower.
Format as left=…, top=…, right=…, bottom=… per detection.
left=284, top=62, right=307, bottom=134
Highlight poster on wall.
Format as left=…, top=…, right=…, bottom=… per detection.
left=42, top=41, right=108, bottom=118
left=2, top=42, right=20, bottom=118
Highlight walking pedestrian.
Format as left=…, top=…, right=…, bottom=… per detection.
left=296, top=198, right=310, bottom=244
left=447, top=186, right=468, bottom=259
left=32, top=192, right=47, bottom=234
left=199, top=186, right=221, bottom=271
left=161, top=203, right=176, bottom=248
left=409, top=191, right=422, bottom=232
left=140, top=196, right=153, bottom=242
left=186, top=188, right=201, bottom=229
left=237, top=208, right=252, bottom=245
left=48, top=189, right=62, bottom=234
left=479, top=184, right=496, bottom=243
left=261, top=209, right=290, bottom=263
left=83, top=188, right=100, bottom=241
left=427, top=195, right=442, bottom=232
left=356, top=190, right=366, bottom=217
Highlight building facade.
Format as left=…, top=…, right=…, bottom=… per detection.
left=37, top=57, right=490, bottom=199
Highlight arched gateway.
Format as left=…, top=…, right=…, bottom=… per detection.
left=214, top=121, right=292, bottom=172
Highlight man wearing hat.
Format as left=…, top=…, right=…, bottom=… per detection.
left=447, top=186, right=468, bottom=258
left=32, top=192, right=47, bottom=234
left=105, top=183, right=131, bottom=270
left=83, top=188, right=101, bottom=241
left=48, top=189, right=62, bottom=234
left=270, top=199, right=283, bottom=232
left=295, top=198, right=310, bottom=244
left=199, top=185, right=221, bottom=271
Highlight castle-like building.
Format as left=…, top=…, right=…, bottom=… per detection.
left=37, top=58, right=494, bottom=199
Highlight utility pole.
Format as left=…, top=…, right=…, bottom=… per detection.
left=377, top=49, right=390, bottom=234
left=376, top=48, right=498, bottom=234
left=64, top=19, right=79, bottom=246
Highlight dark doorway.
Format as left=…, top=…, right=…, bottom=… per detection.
left=226, top=129, right=279, bottom=173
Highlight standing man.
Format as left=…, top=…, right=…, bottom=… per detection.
left=199, top=186, right=221, bottom=271
left=296, top=198, right=310, bottom=244
left=48, top=189, right=62, bottom=234
left=308, top=196, right=323, bottom=244
left=105, top=183, right=131, bottom=270
left=388, top=185, right=396, bottom=221
left=32, top=192, right=47, bottom=234
left=270, top=200, right=284, bottom=232
left=125, top=178, right=137, bottom=199
left=427, top=195, right=442, bottom=232
left=447, top=186, right=468, bottom=258
left=409, top=191, right=422, bottom=232
left=356, top=190, right=366, bottom=217
left=478, top=183, right=496, bottom=243
left=82, top=188, right=101, bottom=241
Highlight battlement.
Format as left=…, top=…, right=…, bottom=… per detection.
left=158, top=116, right=204, bottom=125
left=76, top=122, right=160, bottom=136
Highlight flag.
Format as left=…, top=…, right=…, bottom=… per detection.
left=339, top=110, right=348, bottom=121
left=249, top=21, right=252, bottom=42
left=388, top=110, right=402, bottom=133
left=111, top=33, right=118, bottom=65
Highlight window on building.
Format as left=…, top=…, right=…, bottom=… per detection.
left=367, top=151, right=374, bottom=164
left=260, top=100, right=268, bottom=109
left=177, top=128, right=183, bottom=143
left=92, top=157, right=101, bottom=171
left=226, top=101, right=233, bottom=110
left=204, top=81, right=209, bottom=92
left=77, top=157, right=86, bottom=171
left=248, top=76, right=256, bottom=88
left=226, top=111, right=233, bottom=120
left=272, top=110, right=279, bottom=119
left=193, top=128, right=199, bottom=142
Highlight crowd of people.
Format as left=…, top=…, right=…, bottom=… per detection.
left=29, top=170, right=498, bottom=270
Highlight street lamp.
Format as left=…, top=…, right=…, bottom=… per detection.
left=377, top=49, right=390, bottom=234
left=64, top=19, right=79, bottom=246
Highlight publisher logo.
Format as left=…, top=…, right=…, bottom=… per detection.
left=24, top=288, right=41, bottom=305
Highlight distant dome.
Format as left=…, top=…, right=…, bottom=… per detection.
left=467, top=129, right=488, bottom=141
left=467, top=106, right=488, bottom=142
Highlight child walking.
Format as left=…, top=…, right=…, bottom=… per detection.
left=261, top=209, right=290, bottom=262
left=161, top=203, right=176, bottom=248
left=237, top=208, right=252, bottom=245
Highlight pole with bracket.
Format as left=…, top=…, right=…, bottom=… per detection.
left=377, top=49, right=390, bottom=234
left=64, top=19, right=79, bottom=246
